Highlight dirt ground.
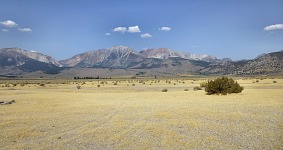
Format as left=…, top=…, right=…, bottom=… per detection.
left=0, top=78, right=282, bottom=149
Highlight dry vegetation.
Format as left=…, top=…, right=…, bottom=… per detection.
left=0, top=77, right=283, bottom=149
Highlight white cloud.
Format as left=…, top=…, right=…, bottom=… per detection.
left=18, top=28, right=32, bottom=32
left=105, top=33, right=111, bottom=36
left=1, top=29, right=8, bottom=32
left=0, top=20, right=18, bottom=27
left=159, top=26, right=171, bottom=31
left=113, top=27, right=127, bottom=33
left=264, top=24, right=283, bottom=31
left=141, top=33, right=152, bottom=38
left=128, top=25, right=141, bottom=33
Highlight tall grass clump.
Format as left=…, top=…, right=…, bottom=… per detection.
left=205, top=77, right=243, bottom=95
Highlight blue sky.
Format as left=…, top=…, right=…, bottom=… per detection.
left=0, top=0, right=283, bottom=60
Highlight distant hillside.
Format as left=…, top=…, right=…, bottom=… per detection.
left=59, top=46, right=217, bottom=68
left=0, top=48, right=62, bottom=75
left=59, top=46, right=144, bottom=68
left=139, top=48, right=217, bottom=62
left=0, top=46, right=282, bottom=77
left=200, top=51, right=283, bottom=75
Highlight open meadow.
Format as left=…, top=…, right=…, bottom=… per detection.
left=0, top=77, right=283, bottom=149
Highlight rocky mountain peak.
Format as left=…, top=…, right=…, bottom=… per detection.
left=140, top=48, right=185, bottom=59
left=139, top=48, right=218, bottom=62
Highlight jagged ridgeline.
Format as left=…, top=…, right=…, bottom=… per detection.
left=0, top=46, right=282, bottom=76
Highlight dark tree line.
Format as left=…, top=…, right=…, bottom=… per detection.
left=74, top=76, right=111, bottom=80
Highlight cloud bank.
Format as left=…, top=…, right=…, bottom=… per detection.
left=159, top=26, right=171, bottom=31
left=264, top=24, right=283, bottom=31
left=141, top=33, right=152, bottom=38
left=0, top=20, right=18, bottom=27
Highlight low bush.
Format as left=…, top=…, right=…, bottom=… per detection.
left=205, top=77, right=243, bottom=95
left=162, top=88, right=168, bottom=92
left=76, top=85, right=81, bottom=89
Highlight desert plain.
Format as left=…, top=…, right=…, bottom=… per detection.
left=0, top=77, right=282, bottom=149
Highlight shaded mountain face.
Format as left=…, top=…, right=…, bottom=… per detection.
left=0, top=48, right=62, bottom=74
left=200, top=51, right=283, bottom=75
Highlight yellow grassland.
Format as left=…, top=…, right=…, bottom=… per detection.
left=0, top=78, right=282, bottom=149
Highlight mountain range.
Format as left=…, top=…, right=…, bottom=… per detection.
left=0, top=46, right=282, bottom=78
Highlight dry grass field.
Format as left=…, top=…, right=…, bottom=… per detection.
left=0, top=77, right=283, bottom=149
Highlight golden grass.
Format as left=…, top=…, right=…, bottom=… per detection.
left=0, top=78, right=282, bottom=149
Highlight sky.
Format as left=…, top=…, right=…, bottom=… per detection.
left=0, top=0, right=283, bottom=60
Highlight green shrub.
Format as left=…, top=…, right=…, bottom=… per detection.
left=205, top=77, right=243, bottom=95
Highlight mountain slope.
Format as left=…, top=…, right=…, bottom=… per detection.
left=60, top=46, right=218, bottom=68
left=0, top=48, right=61, bottom=66
left=60, top=46, right=144, bottom=68
left=0, top=47, right=282, bottom=76
left=0, top=48, right=62, bottom=74
left=200, top=51, right=283, bottom=75
left=139, top=48, right=218, bottom=62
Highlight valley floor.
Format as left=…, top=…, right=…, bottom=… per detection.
left=0, top=78, right=283, bottom=149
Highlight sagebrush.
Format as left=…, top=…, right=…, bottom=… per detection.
left=205, top=77, right=243, bottom=95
